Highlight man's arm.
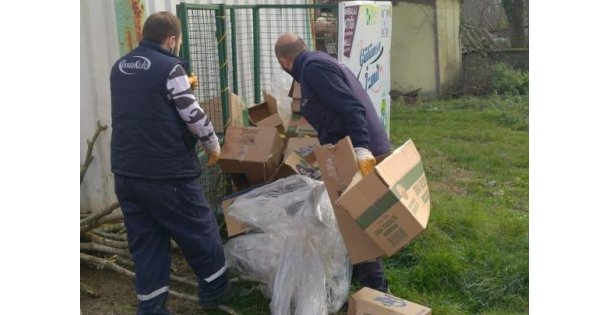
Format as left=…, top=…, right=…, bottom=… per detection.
left=303, top=62, right=370, bottom=149
left=166, top=64, right=220, bottom=154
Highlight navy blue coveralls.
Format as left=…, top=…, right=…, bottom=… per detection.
left=110, top=40, right=227, bottom=314
left=291, top=50, right=391, bottom=292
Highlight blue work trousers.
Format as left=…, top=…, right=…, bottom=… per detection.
left=114, top=175, right=227, bottom=315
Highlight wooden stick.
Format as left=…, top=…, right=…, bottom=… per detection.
left=80, top=282, right=99, bottom=298
left=170, top=275, right=198, bottom=288
left=83, top=222, right=124, bottom=234
left=91, top=229, right=127, bottom=242
left=85, top=232, right=129, bottom=249
left=80, top=202, right=120, bottom=227
left=80, top=120, right=108, bottom=184
left=81, top=243, right=131, bottom=258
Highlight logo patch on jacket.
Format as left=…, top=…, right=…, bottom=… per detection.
left=119, top=56, right=152, bottom=75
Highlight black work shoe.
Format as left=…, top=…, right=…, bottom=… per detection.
left=200, top=281, right=236, bottom=309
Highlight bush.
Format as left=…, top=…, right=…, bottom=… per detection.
left=489, top=63, right=528, bottom=95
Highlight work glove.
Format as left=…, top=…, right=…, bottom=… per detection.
left=188, top=73, right=199, bottom=90
left=206, top=143, right=221, bottom=167
left=354, top=147, right=376, bottom=176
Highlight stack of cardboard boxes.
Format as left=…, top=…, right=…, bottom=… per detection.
left=217, top=85, right=432, bottom=313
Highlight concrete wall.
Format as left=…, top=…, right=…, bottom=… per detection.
left=436, top=0, right=462, bottom=94
left=390, top=1, right=437, bottom=97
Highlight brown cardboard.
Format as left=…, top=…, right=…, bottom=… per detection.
left=337, top=139, right=431, bottom=256
left=283, top=137, right=320, bottom=162
left=286, top=113, right=317, bottom=137
left=201, top=92, right=248, bottom=128
left=248, top=92, right=284, bottom=133
left=288, top=80, right=302, bottom=113
left=221, top=184, right=264, bottom=237
left=314, top=137, right=385, bottom=264
left=219, top=126, right=284, bottom=187
left=347, top=287, right=432, bottom=315
left=269, top=137, right=321, bottom=182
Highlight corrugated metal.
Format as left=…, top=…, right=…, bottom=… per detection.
left=80, top=0, right=310, bottom=213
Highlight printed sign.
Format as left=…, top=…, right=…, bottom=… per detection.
left=338, top=1, right=392, bottom=136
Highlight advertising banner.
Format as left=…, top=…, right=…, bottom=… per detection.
left=338, top=1, right=392, bottom=136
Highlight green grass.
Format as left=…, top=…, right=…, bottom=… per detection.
left=386, top=95, right=529, bottom=314
left=206, top=95, right=529, bottom=315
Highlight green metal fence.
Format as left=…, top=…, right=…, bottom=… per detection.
left=176, top=2, right=339, bottom=210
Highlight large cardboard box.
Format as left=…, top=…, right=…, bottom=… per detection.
left=348, top=287, right=432, bottom=315
left=219, top=126, right=284, bottom=187
left=314, top=137, right=385, bottom=263
left=248, top=92, right=284, bottom=133
left=337, top=139, right=431, bottom=256
left=270, top=137, right=321, bottom=181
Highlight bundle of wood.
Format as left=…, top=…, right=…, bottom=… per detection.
left=79, top=120, right=239, bottom=314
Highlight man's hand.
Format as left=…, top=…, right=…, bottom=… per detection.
left=206, top=144, right=221, bottom=166
left=354, top=147, right=376, bottom=176
left=188, top=73, right=198, bottom=90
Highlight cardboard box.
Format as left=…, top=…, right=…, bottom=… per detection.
left=248, top=92, right=284, bottom=133
left=221, top=184, right=263, bottom=237
left=337, top=139, right=431, bottom=256
left=283, top=136, right=320, bottom=162
left=269, top=137, right=321, bottom=181
left=348, top=287, right=431, bottom=315
left=288, top=80, right=301, bottom=113
left=201, top=92, right=248, bottom=128
left=286, top=113, right=318, bottom=137
left=315, top=137, right=385, bottom=263
left=219, top=126, right=284, bottom=187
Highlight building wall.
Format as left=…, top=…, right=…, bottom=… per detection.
left=390, top=1, right=437, bottom=97
left=436, top=0, right=461, bottom=94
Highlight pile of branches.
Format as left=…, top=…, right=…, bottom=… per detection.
left=80, top=120, right=239, bottom=315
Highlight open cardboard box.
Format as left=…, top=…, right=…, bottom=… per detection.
left=288, top=80, right=301, bottom=113
left=348, top=287, right=432, bottom=315
left=269, top=136, right=321, bottom=181
left=314, top=137, right=430, bottom=263
left=219, top=126, right=284, bottom=188
left=248, top=92, right=284, bottom=133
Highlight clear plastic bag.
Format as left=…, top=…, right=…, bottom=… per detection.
left=224, top=175, right=352, bottom=314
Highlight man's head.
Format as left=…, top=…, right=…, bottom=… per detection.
left=275, top=32, right=308, bottom=74
left=142, top=11, right=182, bottom=55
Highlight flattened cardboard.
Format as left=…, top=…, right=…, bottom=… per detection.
left=219, top=126, right=284, bottom=186
left=222, top=184, right=263, bottom=237
left=284, top=137, right=320, bottom=162
left=314, top=137, right=384, bottom=264
left=347, top=287, right=432, bottom=315
left=337, top=139, right=431, bottom=256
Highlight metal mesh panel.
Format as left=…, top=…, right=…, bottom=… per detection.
left=225, top=8, right=256, bottom=106
left=178, top=5, right=229, bottom=212
left=181, top=8, right=225, bottom=132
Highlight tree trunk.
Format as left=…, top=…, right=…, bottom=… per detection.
left=502, top=0, right=527, bottom=48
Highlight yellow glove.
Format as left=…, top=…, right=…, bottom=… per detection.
left=207, top=144, right=221, bottom=167
left=188, top=73, right=198, bottom=90
left=354, top=147, right=376, bottom=176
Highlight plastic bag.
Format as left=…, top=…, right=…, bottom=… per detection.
left=270, top=71, right=295, bottom=128
left=224, top=175, right=352, bottom=314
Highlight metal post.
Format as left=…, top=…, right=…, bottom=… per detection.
left=216, top=4, right=230, bottom=130
left=230, top=8, right=239, bottom=94
left=253, top=6, right=261, bottom=103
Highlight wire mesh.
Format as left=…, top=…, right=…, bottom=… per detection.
left=182, top=8, right=225, bottom=132
left=177, top=4, right=339, bottom=210
left=225, top=4, right=339, bottom=107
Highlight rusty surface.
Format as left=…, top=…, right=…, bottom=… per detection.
left=115, top=0, right=145, bottom=55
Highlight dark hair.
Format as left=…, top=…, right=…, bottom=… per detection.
left=275, top=37, right=307, bottom=59
left=142, top=11, right=181, bottom=44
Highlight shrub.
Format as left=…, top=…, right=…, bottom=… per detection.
left=489, top=63, right=528, bottom=95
